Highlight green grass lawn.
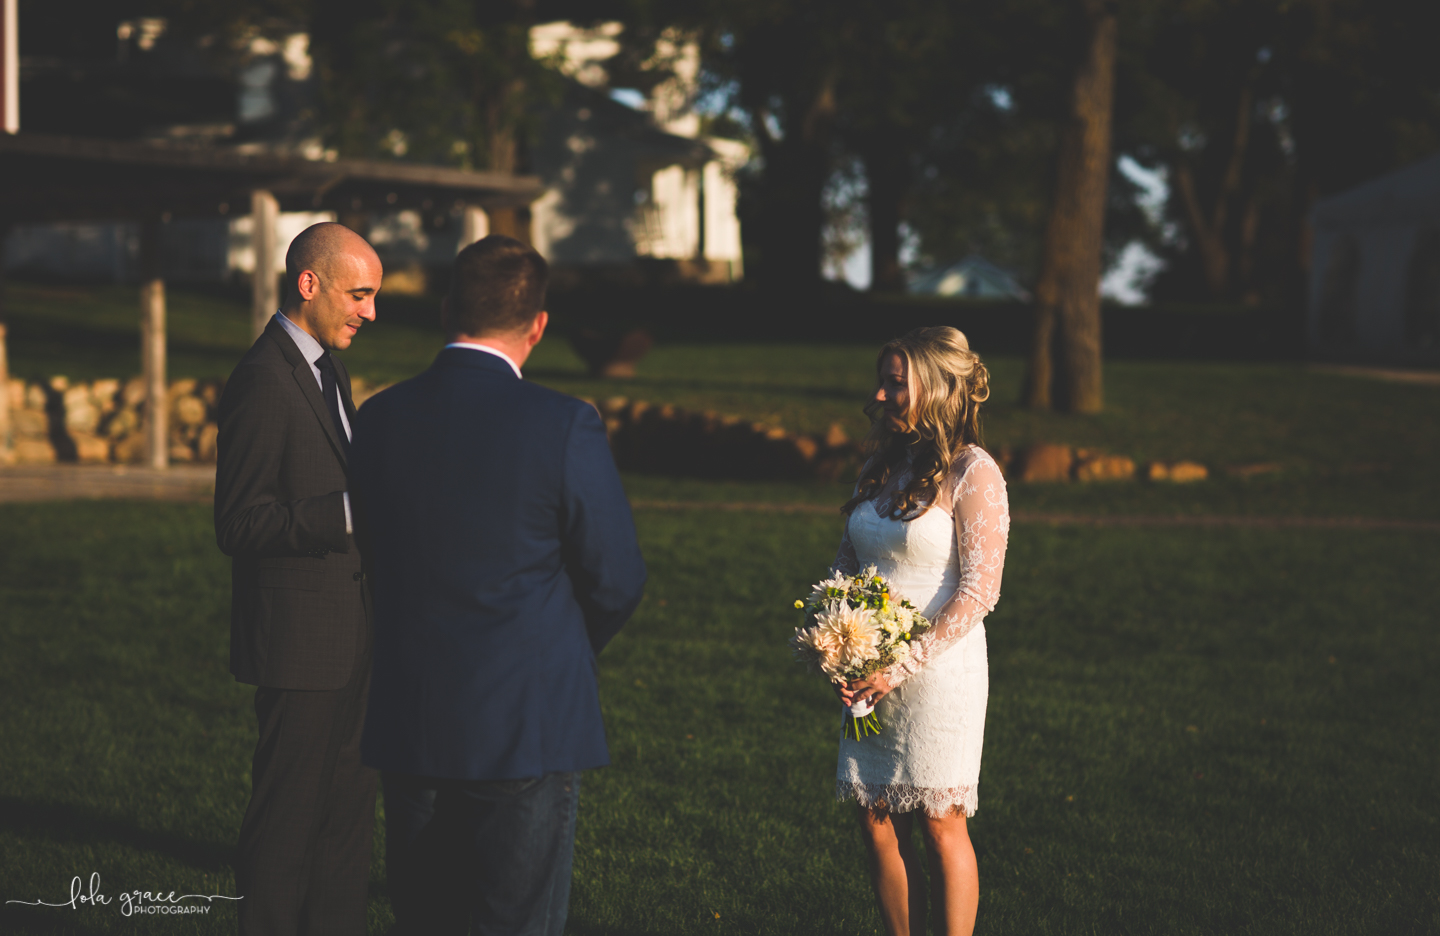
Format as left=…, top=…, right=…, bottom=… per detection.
left=1, top=500, right=1435, bottom=934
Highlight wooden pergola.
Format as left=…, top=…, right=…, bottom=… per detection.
left=0, top=131, right=544, bottom=468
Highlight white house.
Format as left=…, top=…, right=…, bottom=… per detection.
left=4, top=20, right=748, bottom=288
left=1309, top=152, right=1440, bottom=364
left=527, top=22, right=745, bottom=282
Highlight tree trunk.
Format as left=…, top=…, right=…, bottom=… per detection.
left=754, top=77, right=837, bottom=290
left=1238, top=193, right=1261, bottom=304
left=863, top=137, right=908, bottom=293
left=480, top=44, right=529, bottom=243
left=485, top=79, right=523, bottom=174
left=1023, top=0, right=1117, bottom=414
left=1172, top=85, right=1254, bottom=299
left=1174, top=162, right=1231, bottom=296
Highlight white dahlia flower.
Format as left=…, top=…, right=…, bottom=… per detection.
left=815, top=602, right=882, bottom=674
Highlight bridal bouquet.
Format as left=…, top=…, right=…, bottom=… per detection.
left=789, top=566, right=930, bottom=740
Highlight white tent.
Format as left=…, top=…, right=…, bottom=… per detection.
left=909, top=255, right=1030, bottom=300
left=1309, top=152, right=1440, bottom=364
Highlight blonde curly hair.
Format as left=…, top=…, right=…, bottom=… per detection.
left=843, top=326, right=991, bottom=519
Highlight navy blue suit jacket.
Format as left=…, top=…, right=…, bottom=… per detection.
left=352, top=347, right=646, bottom=780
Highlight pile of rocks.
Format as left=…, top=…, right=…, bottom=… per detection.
left=1002, top=443, right=1209, bottom=484
left=2, top=378, right=1220, bottom=487
left=592, top=397, right=861, bottom=482
left=0, top=374, right=395, bottom=466
left=586, top=400, right=1217, bottom=486
left=4, top=376, right=222, bottom=465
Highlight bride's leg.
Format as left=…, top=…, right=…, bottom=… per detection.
left=856, top=804, right=927, bottom=936
left=918, top=808, right=978, bottom=936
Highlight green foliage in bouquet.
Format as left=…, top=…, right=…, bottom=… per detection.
left=789, top=566, right=931, bottom=738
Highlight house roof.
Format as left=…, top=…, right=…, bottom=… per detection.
left=568, top=84, right=716, bottom=169
left=0, top=132, right=545, bottom=224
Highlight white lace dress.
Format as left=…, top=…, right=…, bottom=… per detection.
left=834, top=445, right=1010, bottom=818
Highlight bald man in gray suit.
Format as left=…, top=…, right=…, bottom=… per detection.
left=215, top=223, right=382, bottom=935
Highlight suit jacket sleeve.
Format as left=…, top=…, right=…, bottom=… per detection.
left=214, top=363, right=351, bottom=557
left=560, top=403, right=647, bottom=654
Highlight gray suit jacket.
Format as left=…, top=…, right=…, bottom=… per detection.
left=215, top=316, right=367, bottom=690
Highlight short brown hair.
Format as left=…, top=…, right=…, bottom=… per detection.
left=446, top=235, right=549, bottom=337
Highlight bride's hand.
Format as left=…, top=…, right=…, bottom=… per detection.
left=842, top=673, right=894, bottom=708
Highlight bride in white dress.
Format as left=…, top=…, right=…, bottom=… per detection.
left=831, top=327, right=1009, bottom=936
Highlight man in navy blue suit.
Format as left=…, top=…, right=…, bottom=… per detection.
left=351, top=235, right=646, bottom=935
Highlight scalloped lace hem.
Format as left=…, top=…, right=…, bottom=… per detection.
left=836, top=780, right=977, bottom=818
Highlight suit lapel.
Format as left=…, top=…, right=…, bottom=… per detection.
left=291, top=363, right=349, bottom=468
left=265, top=319, right=349, bottom=469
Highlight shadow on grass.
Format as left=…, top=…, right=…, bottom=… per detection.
left=565, top=924, right=678, bottom=936
left=0, top=904, right=110, bottom=936
left=0, top=796, right=233, bottom=873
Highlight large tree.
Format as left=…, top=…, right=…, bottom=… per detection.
left=693, top=0, right=849, bottom=289
left=831, top=0, right=964, bottom=292
left=310, top=0, right=560, bottom=173
left=1022, top=0, right=1118, bottom=413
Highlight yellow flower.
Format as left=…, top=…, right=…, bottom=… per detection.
left=794, top=599, right=804, bottom=609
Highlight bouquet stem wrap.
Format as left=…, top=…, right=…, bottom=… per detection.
left=843, top=699, right=882, bottom=740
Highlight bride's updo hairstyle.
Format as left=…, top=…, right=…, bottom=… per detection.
left=843, top=326, right=991, bottom=520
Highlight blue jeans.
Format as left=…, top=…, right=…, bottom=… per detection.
left=383, top=771, right=581, bottom=936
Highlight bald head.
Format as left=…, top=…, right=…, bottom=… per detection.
left=280, top=222, right=384, bottom=351
left=285, top=222, right=378, bottom=301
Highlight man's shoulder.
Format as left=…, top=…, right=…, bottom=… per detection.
left=359, top=365, right=596, bottom=421
left=221, top=335, right=302, bottom=403
left=237, top=329, right=295, bottom=371
left=443, top=364, right=597, bottom=414
left=523, top=380, right=596, bottom=415
left=355, top=368, right=428, bottom=416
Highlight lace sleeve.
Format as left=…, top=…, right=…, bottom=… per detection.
left=882, top=451, right=1009, bottom=687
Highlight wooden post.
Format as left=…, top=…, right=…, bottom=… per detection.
left=695, top=165, right=707, bottom=261
left=0, top=319, right=9, bottom=465
left=459, top=205, right=489, bottom=252
left=251, top=189, right=279, bottom=341
left=2, top=0, right=18, bottom=134
left=139, top=217, right=168, bottom=469
left=0, top=219, right=11, bottom=464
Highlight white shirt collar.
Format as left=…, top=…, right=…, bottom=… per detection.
left=274, top=311, right=326, bottom=366
left=444, top=342, right=523, bottom=379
